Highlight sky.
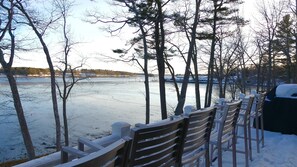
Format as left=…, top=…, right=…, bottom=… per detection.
left=11, top=0, right=142, bottom=73
left=10, top=0, right=263, bottom=74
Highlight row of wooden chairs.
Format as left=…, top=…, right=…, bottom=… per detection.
left=56, top=93, right=265, bottom=167
left=56, top=107, right=216, bottom=167
left=210, top=100, right=242, bottom=167
left=234, top=92, right=266, bottom=167
left=210, top=92, right=266, bottom=167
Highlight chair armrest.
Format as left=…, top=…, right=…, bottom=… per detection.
left=135, top=123, right=147, bottom=128
left=78, top=137, right=104, bottom=151
left=61, top=146, right=88, bottom=163
left=62, top=147, right=88, bottom=157
left=170, top=115, right=182, bottom=120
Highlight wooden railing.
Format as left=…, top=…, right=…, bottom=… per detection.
left=14, top=122, right=131, bottom=167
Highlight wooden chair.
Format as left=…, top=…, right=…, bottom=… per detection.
left=210, top=100, right=242, bottom=167
left=235, top=96, right=255, bottom=167
left=128, top=117, right=189, bottom=167
left=250, top=92, right=266, bottom=153
left=57, top=138, right=131, bottom=167
left=182, top=106, right=216, bottom=167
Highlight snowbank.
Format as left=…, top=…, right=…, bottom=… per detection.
left=275, top=84, right=297, bottom=99
left=212, top=130, right=297, bottom=167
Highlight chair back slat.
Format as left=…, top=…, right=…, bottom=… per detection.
left=133, top=144, right=176, bottom=165
left=183, top=107, right=216, bottom=158
left=240, top=96, right=255, bottom=121
left=129, top=117, right=189, bottom=167
left=256, top=93, right=265, bottom=114
left=209, top=100, right=241, bottom=167
left=137, top=131, right=177, bottom=149
left=146, top=153, right=176, bottom=167
left=135, top=136, right=178, bottom=158
left=186, top=125, right=208, bottom=141
left=219, top=100, right=242, bottom=139
left=133, top=123, right=181, bottom=140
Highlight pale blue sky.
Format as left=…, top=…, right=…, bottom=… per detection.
left=11, top=0, right=262, bottom=74
left=12, top=0, right=141, bottom=73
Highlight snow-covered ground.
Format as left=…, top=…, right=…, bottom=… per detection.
left=213, top=130, right=297, bottom=167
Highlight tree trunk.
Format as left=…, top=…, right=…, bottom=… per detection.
left=63, top=98, right=69, bottom=146
left=16, top=3, right=62, bottom=150
left=256, top=40, right=263, bottom=92
left=166, top=61, right=180, bottom=101
left=218, top=39, right=224, bottom=98
left=155, top=1, right=167, bottom=119
left=267, top=39, right=272, bottom=91
left=205, top=1, right=218, bottom=107
left=240, top=58, right=246, bottom=93
left=193, top=44, right=201, bottom=110
left=7, top=72, right=36, bottom=159
left=128, top=0, right=151, bottom=124
left=0, top=50, right=35, bottom=159
left=175, top=0, right=201, bottom=115
left=140, top=25, right=150, bottom=124
left=144, top=69, right=150, bottom=124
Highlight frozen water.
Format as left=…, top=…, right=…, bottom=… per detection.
left=0, top=76, right=215, bottom=162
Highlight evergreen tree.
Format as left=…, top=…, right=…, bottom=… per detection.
left=274, top=14, right=295, bottom=83
left=88, top=0, right=171, bottom=121
left=198, top=0, right=245, bottom=106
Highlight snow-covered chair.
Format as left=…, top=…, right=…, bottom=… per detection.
left=235, top=95, right=255, bottom=167
left=250, top=92, right=266, bottom=153
left=182, top=106, right=217, bottom=166
left=57, top=137, right=131, bottom=167
left=210, top=100, right=242, bottom=167
left=128, top=117, right=189, bottom=166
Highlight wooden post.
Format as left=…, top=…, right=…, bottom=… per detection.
left=112, top=122, right=131, bottom=138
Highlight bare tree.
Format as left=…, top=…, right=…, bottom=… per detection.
left=87, top=0, right=175, bottom=120
left=175, top=0, right=202, bottom=115
left=236, top=31, right=254, bottom=94
left=203, top=0, right=221, bottom=107
left=213, top=27, right=242, bottom=98
left=254, top=0, right=287, bottom=90
left=86, top=0, right=154, bottom=123
left=153, top=0, right=168, bottom=119
left=198, top=0, right=245, bottom=106
left=170, top=0, right=202, bottom=110
left=54, top=0, right=85, bottom=146
left=0, top=0, right=35, bottom=159
left=15, top=0, right=62, bottom=151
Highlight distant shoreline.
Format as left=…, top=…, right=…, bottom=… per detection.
left=0, top=74, right=144, bottom=78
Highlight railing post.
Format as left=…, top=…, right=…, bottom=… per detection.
left=183, top=105, right=195, bottom=115
left=239, top=93, right=246, bottom=99
left=112, top=122, right=131, bottom=138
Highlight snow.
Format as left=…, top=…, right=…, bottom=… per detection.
left=213, top=130, right=297, bottom=167
left=275, top=84, right=297, bottom=99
